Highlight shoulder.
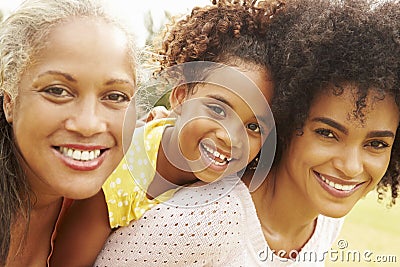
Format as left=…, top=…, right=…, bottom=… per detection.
left=96, top=175, right=253, bottom=266
left=141, top=174, right=252, bottom=231
left=305, top=214, right=344, bottom=253
left=143, top=117, right=175, bottom=139
left=164, top=174, right=254, bottom=221
left=316, top=215, right=344, bottom=234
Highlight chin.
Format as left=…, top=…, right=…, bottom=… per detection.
left=63, top=180, right=104, bottom=200
left=194, top=172, right=221, bottom=183
left=320, top=207, right=352, bottom=218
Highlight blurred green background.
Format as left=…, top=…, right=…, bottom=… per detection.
left=326, top=191, right=400, bottom=266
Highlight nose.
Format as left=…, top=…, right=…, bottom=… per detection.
left=332, top=146, right=364, bottom=178
left=65, top=97, right=107, bottom=137
left=215, top=120, right=244, bottom=150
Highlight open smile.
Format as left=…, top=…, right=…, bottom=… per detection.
left=313, top=171, right=365, bottom=197
left=56, top=146, right=106, bottom=161
left=200, top=142, right=232, bottom=167
left=53, top=145, right=109, bottom=171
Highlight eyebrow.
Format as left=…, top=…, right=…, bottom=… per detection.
left=37, top=71, right=135, bottom=88
left=366, top=131, right=395, bottom=139
left=312, top=117, right=348, bottom=134
left=105, top=78, right=135, bottom=88
left=206, top=94, right=232, bottom=108
left=38, top=70, right=76, bottom=82
left=312, top=117, right=395, bottom=138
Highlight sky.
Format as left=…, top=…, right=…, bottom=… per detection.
left=0, top=0, right=211, bottom=46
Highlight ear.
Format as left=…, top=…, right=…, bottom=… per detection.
left=3, top=93, right=14, bottom=123
left=169, top=84, right=188, bottom=115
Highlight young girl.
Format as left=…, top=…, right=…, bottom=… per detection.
left=94, top=0, right=400, bottom=266
left=51, top=1, right=279, bottom=265
left=0, top=0, right=138, bottom=266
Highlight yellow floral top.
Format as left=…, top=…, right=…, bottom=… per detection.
left=102, top=118, right=176, bottom=228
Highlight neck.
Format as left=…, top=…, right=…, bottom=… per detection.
left=249, top=165, right=319, bottom=253
left=147, top=126, right=197, bottom=198
left=18, top=152, right=64, bottom=210
left=8, top=197, right=62, bottom=267
left=24, top=170, right=64, bottom=210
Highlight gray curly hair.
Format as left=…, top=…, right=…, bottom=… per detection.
left=0, top=0, right=138, bottom=100
left=0, top=0, right=139, bottom=263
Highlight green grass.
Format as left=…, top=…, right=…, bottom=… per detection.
left=325, top=191, right=400, bottom=266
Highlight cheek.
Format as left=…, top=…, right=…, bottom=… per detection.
left=286, top=138, right=333, bottom=174
left=248, top=136, right=262, bottom=162
left=111, top=110, right=129, bottom=143
left=14, top=102, right=63, bottom=138
left=177, top=121, right=201, bottom=147
left=122, top=105, right=137, bottom=150
left=179, top=118, right=212, bottom=136
left=365, top=154, right=392, bottom=183
left=288, top=136, right=318, bottom=160
left=177, top=119, right=216, bottom=158
left=180, top=103, right=203, bottom=118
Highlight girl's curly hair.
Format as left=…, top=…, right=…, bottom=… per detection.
left=147, top=0, right=284, bottom=172
left=157, top=0, right=284, bottom=76
left=266, top=0, right=400, bottom=204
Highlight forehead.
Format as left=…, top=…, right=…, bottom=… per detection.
left=309, top=86, right=399, bottom=128
left=202, top=65, right=273, bottom=105
left=33, top=17, right=129, bottom=65
left=26, top=17, right=135, bottom=81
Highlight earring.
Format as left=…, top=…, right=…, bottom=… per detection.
left=249, top=155, right=259, bottom=170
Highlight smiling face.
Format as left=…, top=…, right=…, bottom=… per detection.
left=282, top=85, right=399, bottom=218
left=3, top=18, right=136, bottom=200
left=169, top=63, right=274, bottom=183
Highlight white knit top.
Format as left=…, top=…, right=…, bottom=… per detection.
left=94, top=174, right=343, bottom=266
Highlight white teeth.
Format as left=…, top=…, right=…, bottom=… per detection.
left=319, top=174, right=356, bottom=192
left=334, top=183, right=343, bottom=190
left=81, top=151, right=89, bottom=161
left=342, top=184, right=356, bottom=191
left=72, top=150, right=81, bottom=160
left=59, top=146, right=101, bottom=161
left=201, top=143, right=232, bottom=163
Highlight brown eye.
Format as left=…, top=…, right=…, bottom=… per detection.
left=207, top=104, right=226, bottom=117
left=103, top=92, right=129, bottom=103
left=315, top=128, right=336, bottom=139
left=247, top=123, right=261, bottom=133
left=368, top=140, right=389, bottom=149
left=43, top=86, right=72, bottom=97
